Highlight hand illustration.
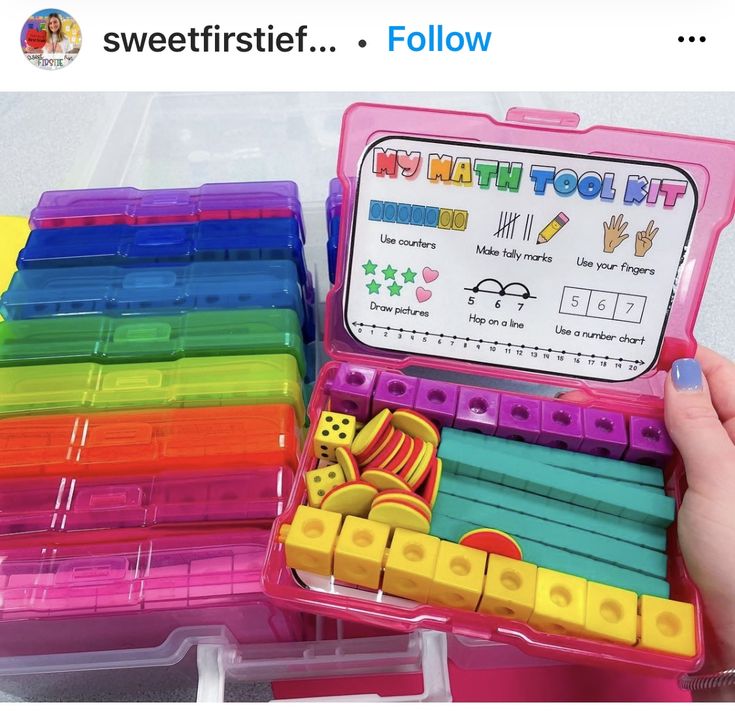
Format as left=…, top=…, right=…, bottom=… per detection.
left=603, top=214, right=629, bottom=253
left=635, top=220, right=659, bottom=257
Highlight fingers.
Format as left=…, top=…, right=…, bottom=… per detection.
left=665, top=358, right=735, bottom=496
left=620, top=221, right=628, bottom=234
left=695, top=346, right=735, bottom=442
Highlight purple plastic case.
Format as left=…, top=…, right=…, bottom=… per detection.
left=29, top=181, right=305, bottom=240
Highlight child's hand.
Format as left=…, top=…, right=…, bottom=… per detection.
left=665, top=348, right=735, bottom=686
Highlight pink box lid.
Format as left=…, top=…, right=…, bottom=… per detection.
left=325, top=103, right=735, bottom=403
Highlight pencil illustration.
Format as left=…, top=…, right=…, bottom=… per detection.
left=537, top=212, right=569, bottom=244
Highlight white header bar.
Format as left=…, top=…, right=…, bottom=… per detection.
left=2, top=0, right=728, bottom=91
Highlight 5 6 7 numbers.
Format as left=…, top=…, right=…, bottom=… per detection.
left=467, top=296, right=525, bottom=311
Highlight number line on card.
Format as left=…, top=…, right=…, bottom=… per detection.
left=349, top=322, right=644, bottom=364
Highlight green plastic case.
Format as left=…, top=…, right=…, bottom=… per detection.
left=0, top=308, right=306, bottom=375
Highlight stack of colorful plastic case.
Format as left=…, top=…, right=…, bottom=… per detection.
left=0, top=181, right=317, bottom=653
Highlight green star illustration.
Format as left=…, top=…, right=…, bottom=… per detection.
left=388, top=281, right=403, bottom=297
left=401, top=267, right=417, bottom=284
left=382, top=264, right=397, bottom=281
left=362, top=259, right=377, bottom=275
left=366, top=279, right=381, bottom=295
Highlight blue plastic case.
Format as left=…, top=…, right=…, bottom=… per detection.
left=0, top=260, right=314, bottom=339
left=17, top=218, right=308, bottom=284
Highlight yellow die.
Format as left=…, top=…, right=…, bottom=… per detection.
left=428, top=541, right=487, bottom=611
left=306, top=463, right=346, bottom=507
left=284, top=505, right=342, bottom=577
left=529, top=568, right=587, bottom=635
left=334, top=516, right=391, bottom=590
left=638, top=595, right=696, bottom=657
left=383, top=528, right=440, bottom=604
left=313, top=411, right=357, bottom=461
left=479, top=555, right=538, bottom=622
left=584, top=582, right=638, bottom=645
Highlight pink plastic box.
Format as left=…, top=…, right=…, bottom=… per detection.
left=264, top=103, right=735, bottom=676
left=0, top=466, right=293, bottom=535
left=0, top=527, right=304, bottom=658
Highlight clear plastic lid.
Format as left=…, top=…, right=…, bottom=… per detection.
left=326, top=104, right=735, bottom=400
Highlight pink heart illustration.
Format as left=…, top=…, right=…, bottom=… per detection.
left=422, top=267, right=439, bottom=283
left=416, top=287, right=432, bottom=303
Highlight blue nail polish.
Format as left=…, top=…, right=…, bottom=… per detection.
left=672, top=358, right=703, bottom=391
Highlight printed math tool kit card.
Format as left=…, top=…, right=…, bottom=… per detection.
left=346, top=137, right=694, bottom=382
left=264, top=103, right=735, bottom=676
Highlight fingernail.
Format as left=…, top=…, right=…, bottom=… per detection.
left=672, top=358, right=703, bottom=392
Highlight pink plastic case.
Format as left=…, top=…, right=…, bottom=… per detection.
left=0, top=527, right=304, bottom=658
left=263, top=103, right=735, bottom=675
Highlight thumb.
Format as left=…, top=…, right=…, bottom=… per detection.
left=664, top=358, right=735, bottom=495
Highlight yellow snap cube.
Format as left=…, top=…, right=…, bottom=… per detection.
left=383, top=528, right=440, bottom=604
left=479, top=554, right=538, bottom=622
left=306, top=463, right=346, bottom=507
left=584, top=581, right=638, bottom=645
left=529, top=568, right=587, bottom=635
left=638, top=595, right=696, bottom=657
left=334, top=516, right=391, bottom=590
left=313, top=411, right=357, bottom=460
left=284, top=505, right=342, bottom=577
left=428, top=541, right=487, bottom=611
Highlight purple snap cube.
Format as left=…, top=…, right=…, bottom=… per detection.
left=329, top=363, right=377, bottom=422
left=454, top=387, right=500, bottom=435
left=625, top=416, right=674, bottom=469
left=538, top=400, right=584, bottom=451
left=496, top=394, right=541, bottom=443
left=372, top=372, right=419, bottom=415
left=414, top=379, right=459, bottom=428
left=579, top=407, right=628, bottom=459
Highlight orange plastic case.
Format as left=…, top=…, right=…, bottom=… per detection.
left=0, top=404, right=300, bottom=478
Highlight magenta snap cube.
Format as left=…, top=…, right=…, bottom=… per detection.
left=625, top=416, right=674, bottom=468
left=538, top=400, right=584, bottom=451
left=329, top=363, right=377, bottom=422
left=580, top=407, right=628, bottom=459
left=372, top=372, right=418, bottom=414
left=414, top=378, right=459, bottom=428
left=496, top=394, right=541, bottom=443
left=454, top=386, right=500, bottom=435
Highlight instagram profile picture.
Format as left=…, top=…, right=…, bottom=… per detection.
left=21, top=9, right=81, bottom=70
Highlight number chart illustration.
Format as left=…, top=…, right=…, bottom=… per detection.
left=344, top=137, right=696, bottom=381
